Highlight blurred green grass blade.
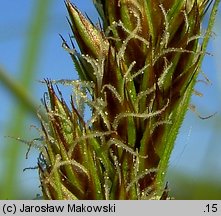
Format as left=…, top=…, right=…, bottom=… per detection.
left=0, top=67, right=45, bottom=120
left=1, top=0, right=53, bottom=199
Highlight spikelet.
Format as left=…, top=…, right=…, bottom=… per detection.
left=38, top=0, right=219, bottom=199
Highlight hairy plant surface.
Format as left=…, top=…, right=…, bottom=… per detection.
left=38, top=0, right=220, bottom=199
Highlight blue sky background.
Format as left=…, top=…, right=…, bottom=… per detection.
left=0, top=1, right=221, bottom=198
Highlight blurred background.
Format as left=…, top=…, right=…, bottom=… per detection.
left=0, top=0, right=220, bottom=199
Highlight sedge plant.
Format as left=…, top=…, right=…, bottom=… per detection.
left=37, top=0, right=220, bottom=199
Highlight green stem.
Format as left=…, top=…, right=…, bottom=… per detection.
left=155, top=0, right=221, bottom=195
